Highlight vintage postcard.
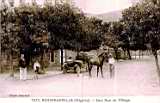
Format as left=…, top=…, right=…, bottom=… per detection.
left=0, top=0, right=160, bottom=103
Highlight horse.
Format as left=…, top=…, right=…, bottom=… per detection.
left=88, top=52, right=108, bottom=78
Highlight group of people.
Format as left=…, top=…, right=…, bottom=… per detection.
left=19, top=54, right=41, bottom=81
left=67, top=52, right=116, bottom=78
left=19, top=52, right=115, bottom=81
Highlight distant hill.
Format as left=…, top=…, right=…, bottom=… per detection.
left=85, top=10, right=122, bottom=22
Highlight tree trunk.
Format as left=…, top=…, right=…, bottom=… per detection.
left=0, top=53, right=2, bottom=73
left=127, top=48, right=131, bottom=60
left=10, top=51, right=14, bottom=77
left=41, top=49, right=44, bottom=71
left=147, top=50, right=149, bottom=56
left=61, top=48, right=63, bottom=71
left=77, top=51, right=80, bottom=57
left=122, top=48, right=126, bottom=59
left=114, top=48, right=118, bottom=60
left=135, top=50, right=136, bottom=59
left=51, top=50, right=55, bottom=62
left=142, top=50, right=144, bottom=59
left=152, top=49, right=160, bottom=85
left=149, top=50, right=152, bottom=55
left=139, top=50, right=141, bottom=59
left=107, top=48, right=109, bottom=53
left=0, top=41, right=1, bottom=73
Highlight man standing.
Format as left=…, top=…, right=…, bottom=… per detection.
left=19, top=54, right=27, bottom=81
left=108, top=53, right=115, bottom=78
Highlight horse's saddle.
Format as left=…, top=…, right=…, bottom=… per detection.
left=90, top=57, right=100, bottom=65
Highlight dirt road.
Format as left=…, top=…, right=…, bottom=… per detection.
left=0, top=56, right=160, bottom=97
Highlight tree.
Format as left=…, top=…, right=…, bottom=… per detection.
left=46, top=4, right=104, bottom=69
left=103, top=21, right=125, bottom=60
left=1, top=3, right=49, bottom=74
left=122, top=0, right=160, bottom=84
left=47, top=4, right=103, bottom=51
left=80, top=17, right=104, bottom=51
left=0, top=1, right=21, bottom=75
left=1, top=3, right=104, bottom=72
left=122, top=4, right=147, bottom=59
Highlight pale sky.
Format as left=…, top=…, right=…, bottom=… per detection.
left=76, top=0, right=132, bottom=14
left=11, top=0, right=133, bottom=14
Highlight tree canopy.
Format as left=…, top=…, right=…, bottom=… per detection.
left=47, top=4, right=103, bottom=51
left=121, top=0, right=160, bottom=83
left=122, top=0, right=160, bottom=52
left=0, top=3, right=104, bottom=60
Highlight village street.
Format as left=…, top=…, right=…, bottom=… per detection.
left=0, top=56, right=160, bottom=97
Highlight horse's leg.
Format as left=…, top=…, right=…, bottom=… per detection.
left=109, top=64, right=112, bottom=78
left=110, top=64, right=115, bottom=78
left=74, top=67, right=77, bottom=73
left=112, top=65, right=115, bottom=78
left=100, top=65, right=104, bottom=78
left=97, top=66, right=99, bottom=77
left=89, top=65, right=92, bottom=77
left=86, top=62, right=89, bottom=72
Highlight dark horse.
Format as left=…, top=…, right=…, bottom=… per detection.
left=88, top=52, right=108, bottom=78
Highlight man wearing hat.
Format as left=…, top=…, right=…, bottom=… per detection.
left=19, top=54, right=27, bottom=80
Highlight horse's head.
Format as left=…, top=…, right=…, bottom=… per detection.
left=98, top=52, right=109, bottom=61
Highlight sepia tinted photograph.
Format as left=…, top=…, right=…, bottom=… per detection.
left=0, top=0, right=160, bottom=99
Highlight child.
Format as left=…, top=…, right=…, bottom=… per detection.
left=33, top=60, right=41, bottom=79
left=108, top=53, right=115, bottom=78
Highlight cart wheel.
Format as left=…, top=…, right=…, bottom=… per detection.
left=63, top=68, right=67, bottom=74
left=63, top=65, right=68, bottom=74
left=84, top=63, right=88, bottom=72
